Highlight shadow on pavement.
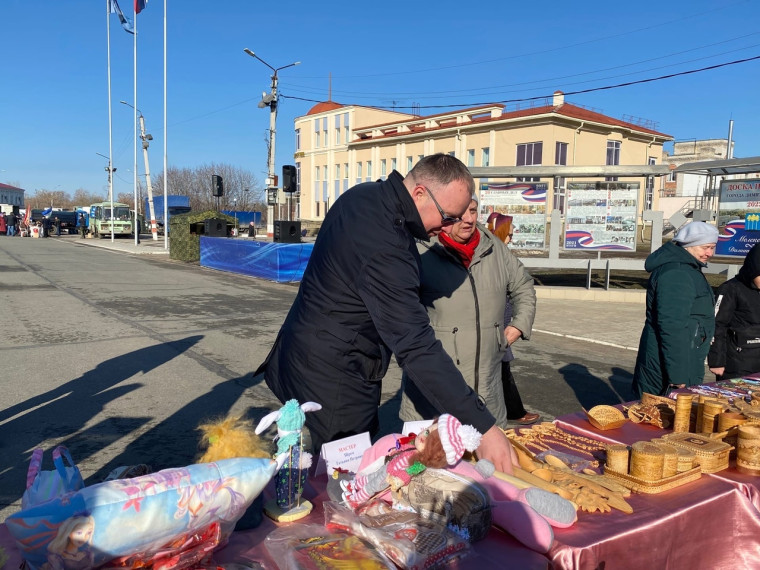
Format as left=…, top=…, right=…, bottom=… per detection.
left=0, top=336, right=203, bottom=509
left=559, top=363, right=636, bottom=410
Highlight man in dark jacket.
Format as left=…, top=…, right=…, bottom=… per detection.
left=258, top=154, right=517, bottom=473
left=708, top=242, right=760, bottom=379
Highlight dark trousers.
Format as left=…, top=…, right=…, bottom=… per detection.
left=502, top=361, right=528, bottom=420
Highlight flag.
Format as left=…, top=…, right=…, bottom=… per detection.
left=109, top=0, right=134, bottom=34
left=135, top=0, right=147, bottom=14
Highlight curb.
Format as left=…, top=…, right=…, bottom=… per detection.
left=535, top=286, right=645, bottom=304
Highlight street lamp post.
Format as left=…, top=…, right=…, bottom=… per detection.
left=233, top=198, right=237, bottom=236
left=243, top=48, right=300, bottom=237
left=120, top=100, right=158, bottom=241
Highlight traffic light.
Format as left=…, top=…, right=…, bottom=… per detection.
left=212, top=174, right=224, bottom=197
left=282, top=165, right=297, bottom=193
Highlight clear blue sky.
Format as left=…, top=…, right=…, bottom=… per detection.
left=1, top=0, right=759, bottom=198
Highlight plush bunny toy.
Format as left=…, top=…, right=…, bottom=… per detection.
left=255, top=400, right=322, bottom=514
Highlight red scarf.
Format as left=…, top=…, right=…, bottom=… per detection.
left=439, top=229, right=480, bottom=268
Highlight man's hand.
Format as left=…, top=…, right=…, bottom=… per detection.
left=709, top=366, right=725, bottom=377
left=476, top=425, right=517, bottom=474
left=504, top=325, right=522, bottom=347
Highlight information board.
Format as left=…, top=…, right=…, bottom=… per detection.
left=717, top=178, right=760, bottom=256
left=564, top=182, right=638, bottom=251
left=479, top=182, right=547, bottom=249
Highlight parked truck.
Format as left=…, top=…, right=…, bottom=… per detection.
left=30, top=209, right=78, bottom=235
left=144, top=195, right=191, bottom=235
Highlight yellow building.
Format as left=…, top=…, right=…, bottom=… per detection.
left=293, top=91, right=672, bottom=223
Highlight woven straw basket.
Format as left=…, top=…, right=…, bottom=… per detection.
left=662, top=432, right=732, bottom=473
left=585, top=405, right=627, bottom=430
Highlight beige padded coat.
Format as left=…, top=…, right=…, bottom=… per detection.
left=399, top=225, right=536, bottom=428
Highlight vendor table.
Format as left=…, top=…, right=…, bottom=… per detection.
left=553, top=410, right=760, bottom=569
left=4, top=380, right=760, bottom=570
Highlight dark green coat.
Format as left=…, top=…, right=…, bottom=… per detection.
left=633, top=241, right=715, bottom=396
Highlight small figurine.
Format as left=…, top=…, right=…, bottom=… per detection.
left=255, top=400, right=322, bottom=521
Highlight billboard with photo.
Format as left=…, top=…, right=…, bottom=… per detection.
left=717, top=178, right=760, bottom=256
left=564, top=182, right=638, bottom=251
left=479, top=182, right=547, bottom=249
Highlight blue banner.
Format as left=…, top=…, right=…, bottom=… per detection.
left=200, top=237, right=312, bottom=283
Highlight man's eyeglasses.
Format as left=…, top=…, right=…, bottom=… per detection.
left=421, top=186, right=462, bottom=226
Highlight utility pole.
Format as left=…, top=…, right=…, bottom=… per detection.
left=243, top=48, right=300, bottom=237
left=120, top=101, right=158, bottom=241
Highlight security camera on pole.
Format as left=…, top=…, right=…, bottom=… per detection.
left=243, top=48, right=300, bottom=238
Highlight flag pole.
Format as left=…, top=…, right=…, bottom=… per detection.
left=133, top=4, right=138, bottom=246
left=107, top=0, right=114, bottom=243
left=163, top=0, right=168, bottom=250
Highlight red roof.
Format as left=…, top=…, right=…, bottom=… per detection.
left=306, top=101, right=345, bottom=115
left=0, top=182, right=25, bottom=192
left=353, top=101, right=671, bottom=140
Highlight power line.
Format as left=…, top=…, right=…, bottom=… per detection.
left=293, top=0, right=750, bottom=80
left=280, top=54, right=760, bottom=110
left=280, top=33, right=760, bottom=99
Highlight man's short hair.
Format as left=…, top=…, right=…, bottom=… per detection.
left=407, top=153, right=474, bottom=195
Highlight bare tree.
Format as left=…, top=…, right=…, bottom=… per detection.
left=72, top=188, right=107, bottom=208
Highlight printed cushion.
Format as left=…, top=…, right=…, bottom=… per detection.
left=6, top=457, right=276, bottom=570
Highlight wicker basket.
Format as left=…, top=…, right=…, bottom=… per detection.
left=606, top=444, right=630, bottom=473
left=736, top=424, right=760, bottom=475
left=603, top=465, right=701, bottom=494
left=641, top=392, right=676, bottom=410
left=662, top=432, right=732, bottom=473
left=630, top=441, right=665, bottom=480
left=673, top=393, right=695, bottom=433
left=585, top=405, right=627, bottom=430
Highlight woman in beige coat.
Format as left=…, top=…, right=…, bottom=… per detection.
left=400, top=199, right=536, bottom=428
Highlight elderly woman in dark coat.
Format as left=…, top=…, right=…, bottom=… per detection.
left=632, top=222, right=718, bottom=397
left=708, top=242, right=760, bottom=380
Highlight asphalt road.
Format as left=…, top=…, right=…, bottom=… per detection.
left=0, top=235, right=639, bottom=521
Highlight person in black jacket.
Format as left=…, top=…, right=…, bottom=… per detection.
left=257, top=154, right=517, bottom=473
left=708, top=242, right=760, bottom=379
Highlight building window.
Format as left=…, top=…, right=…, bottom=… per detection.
left=555, top=142, right=567, bottom=166
left=606, top=140, right=621, bottom=181
left=295, top=162, right=301, bottom=193
left=314, top=119, right=320, bottom=148
left=667, top=169, right=676, bottom=183
left=344, top=163, right=349, bottom=193
left=366, top=160, right=373, bottom=182
left=380, top=159, right=387, bottom=180
left=295, top=129, right=301, bottom=151
left=316, top=201, right=320, bottom=217
left=407, top=156, right=413, bottom=172
left=334, top=115, right=341, bottom=145
left=418, top=154, right=424, bottom=164
left=391, top=157, right=396, bottom=172
left=315, top=166, right=320, bottom=182
left=516, top=142, right=542, bottom=182
left=344, top=113, right=350, bottom=144
left=645, top=157, right=656, bottom=209
left=356, top=161, right=363, bottom=185
left=322, top=117, right=328, bottom=148
left=467, top=149, right=475, bottom=167
left=482, top=147, right=490, bottom=167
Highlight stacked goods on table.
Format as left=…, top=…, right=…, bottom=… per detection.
left=504, top=423, right=634, bottom=514
left=602, top=440, right=702, bottom=494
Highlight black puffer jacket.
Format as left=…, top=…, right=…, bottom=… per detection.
left=708, top=243, right=760, bottom=378
left=258, top=171, right=494, bottom=446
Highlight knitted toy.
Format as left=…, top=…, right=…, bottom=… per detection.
left=341, top=414, right=482, bottom=507
left=255, top=400, right=322, bottom=521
